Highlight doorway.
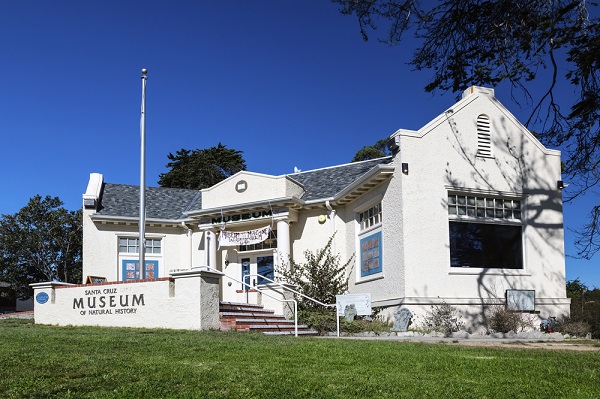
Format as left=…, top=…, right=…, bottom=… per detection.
left=239, top=254, right=274, bottom=291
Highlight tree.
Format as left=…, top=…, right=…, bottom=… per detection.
left=158, top=143, right=246, bottom=190
left=333, top=0, right=600, bottom=259
left=565, top=278, right=600, bottom=338
left=277, top=235, right=354, bottom=332
left=352, top=137, right=391, bottom=162
left=0, top=195, right=82, bottom=300
left=278, top=235, right=354, bottom=311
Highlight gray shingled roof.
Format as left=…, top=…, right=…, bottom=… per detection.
left=95, top=157, right=392, bottom=219
left=96, top=184, right=201, bottom=220
left=289, top=157, right=392, bottom=201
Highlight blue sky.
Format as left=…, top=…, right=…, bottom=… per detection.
left=1, top=1, right=598, bottom=287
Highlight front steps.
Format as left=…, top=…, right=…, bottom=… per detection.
left=219, top=302, right=318, bottom=336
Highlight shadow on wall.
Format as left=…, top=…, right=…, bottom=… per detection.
left=437, top=109, right=566, bottom=328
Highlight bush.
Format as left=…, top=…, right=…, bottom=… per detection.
left=423, top=302, right=464, bottom=336
left=278, top=234, right=354, bottom=335
left=487, top=306, right=535, bottom=333
left=298, top=309, right=392, bottom=335
left=277, top=234, right=354, bottom=312
left=556, top=319, right=592, bottom=338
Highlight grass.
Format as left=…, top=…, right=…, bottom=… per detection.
left=1, top=319, right=599, bottom=398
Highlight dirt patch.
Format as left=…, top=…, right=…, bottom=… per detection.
left=449, top=340, right=600, bottom=351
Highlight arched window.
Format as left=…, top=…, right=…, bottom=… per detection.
left=476, top=114, right=492, bottom=157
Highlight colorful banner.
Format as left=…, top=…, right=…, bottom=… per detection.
left=218, top=226, right=271, bottom=247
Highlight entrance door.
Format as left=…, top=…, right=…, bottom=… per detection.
left=239, top=254, right=274, bottom=291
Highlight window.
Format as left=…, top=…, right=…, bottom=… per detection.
left=360, top=231, right=382, bottom=276
left=359, top=203, right=382, bottom=231
left=256, top=256, right=274, bottom=285
left=357, top=202, right=383, bottom=278
left=448, top=193, right=523, bottom=269
left=477, top=114, right=492, bottom=157
left=240, top=255, right=274, bottom=290
left=119, top=237, right=162, bottom=254
left=122, top=260, right=159, bottom=280
left=239, top=229, right=277, bottom=252
left=448, top=194, right=521, bottom=220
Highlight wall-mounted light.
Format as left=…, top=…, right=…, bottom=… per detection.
left=83, top=198, right=96, bottom=209
left=402, top=163, right=409, bottom=175
left=557, top=180, right=568, bottom=190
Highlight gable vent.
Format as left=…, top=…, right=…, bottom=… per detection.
left=476, top=114, right=492, bottom=157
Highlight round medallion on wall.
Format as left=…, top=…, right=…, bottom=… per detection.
left=36, top=292, right=49, bottom=305
left=235, top=180, right=247, bottom=193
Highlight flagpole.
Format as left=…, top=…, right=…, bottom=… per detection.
left=139, top=68, right=148, bottom=275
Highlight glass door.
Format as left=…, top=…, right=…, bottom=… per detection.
left=239, top=255, right=274, bottom=290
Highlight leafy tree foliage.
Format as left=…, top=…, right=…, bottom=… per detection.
left=277, top=235, right=354, bottom=333
left=352, top=137, right=391, bottom=162
left=158, top=143, right=246, bottom=190
left=333, top=0, right=600, bottom=258
left=0, top=196, right=82, bottom=299
left=278, top=235, right=354, bottom=311
left=565, top=278, right=600, bottom=338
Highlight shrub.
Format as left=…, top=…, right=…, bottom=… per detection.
left=277, top=234, right=354, bottom=334
left=555, top=319, right=592, bottom=338
left=297, top=310, right=338, bottom=334
left=486, top=306, right=535, bottom=333
left=277, top=234, right=354, bottom=312
left=423, top=302, right=464, bottom=336
left=298, top=309, right=392, bottom=335
left=343, top=315, right=392, bottom=334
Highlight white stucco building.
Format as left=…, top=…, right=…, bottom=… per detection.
left=81, top=87, right=570, bottom=330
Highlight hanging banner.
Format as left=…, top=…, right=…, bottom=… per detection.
left=218, top=226, right=271, bottom=247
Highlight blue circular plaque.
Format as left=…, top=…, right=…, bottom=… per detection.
left=36, top=292, right=49, bottom=304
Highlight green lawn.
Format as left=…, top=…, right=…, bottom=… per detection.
left=1, top=319, right=599, bottom=398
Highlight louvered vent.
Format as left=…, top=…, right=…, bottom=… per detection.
left=477, top=115, right=492, bottom=157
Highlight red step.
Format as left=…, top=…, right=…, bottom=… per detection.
left=219, top=301, right=317, bottom=336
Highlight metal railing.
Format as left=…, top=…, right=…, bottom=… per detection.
left=247, top=274, right=340, bottom=337
left=195, top=266, right=299, bottom=337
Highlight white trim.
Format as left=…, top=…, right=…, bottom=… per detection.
left=445, top=186, right=525, bottom=198
left=448, top=269, right=531, bottom=276
left=353, top=194, right=384, bottom=214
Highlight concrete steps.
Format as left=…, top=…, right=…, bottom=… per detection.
left=219, top=301, right=317, bottom=336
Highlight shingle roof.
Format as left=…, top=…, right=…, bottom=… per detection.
left=96, top=184, right=201, bottom=220
left=289, top=157, right=392, bottom=201
left=95, top=157, right=392, bottom=219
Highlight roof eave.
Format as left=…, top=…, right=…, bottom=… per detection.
left=90, top=214, right=190, bottom=227
left=184, top=196, right=306, bottom=218
left=303, top=164, right=395, bottom=208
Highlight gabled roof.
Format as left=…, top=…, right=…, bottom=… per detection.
left=91, top=157, right=393, bottom=222
left=290, top=157, right=393, bottom=201
left=95, top=184, right=201, bottom=221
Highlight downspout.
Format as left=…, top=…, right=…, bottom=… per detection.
left=325, top=200, right=336, bottom=255
left=181, top=222, right=193, bottom=269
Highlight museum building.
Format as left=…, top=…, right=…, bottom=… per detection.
left=81, top=86, right=571, bottom=329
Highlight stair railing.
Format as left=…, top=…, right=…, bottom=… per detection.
left=247, top=274, right=340, bottom=338
left=194, top=266, right=298, bottom=337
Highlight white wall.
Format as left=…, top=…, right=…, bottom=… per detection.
left=389, top=90, right=569, bottom=321
left=82, top=215, right=192, bottom=282
left=32, top=269, right=222, bottom=330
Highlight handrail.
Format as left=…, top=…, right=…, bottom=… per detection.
left=195, top=266, right=298, bottom=337
left=248, top=274, right=340, bottom=337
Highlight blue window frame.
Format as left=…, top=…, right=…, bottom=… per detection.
left=122, top=260, right=159, bottom=281
left=360, top=231, right=382, bottom=277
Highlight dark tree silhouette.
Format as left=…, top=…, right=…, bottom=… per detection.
left=334, top=0, right=600, bottom=259
left=158, top=143, right=246, bottom=190
left=0, top=196, right=82, bottom=299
